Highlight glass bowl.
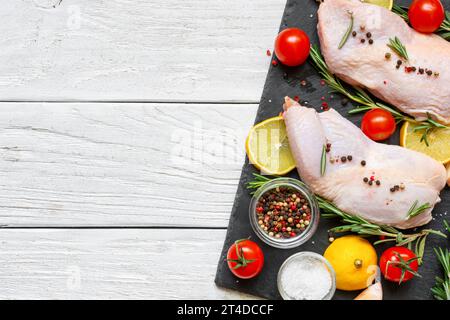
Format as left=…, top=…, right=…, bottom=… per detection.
left=277, top=251, right=336, bottom=300
left=249, top=177, right=319, bottom=249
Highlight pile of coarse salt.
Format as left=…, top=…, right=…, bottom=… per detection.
left=280, top=256, right=332, bottom=300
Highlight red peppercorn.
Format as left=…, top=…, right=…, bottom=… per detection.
left=370, top=176, right=375, bottom=181
left=272, top=59, right=278, bottom=67
left=320, top=80, right=326, bottom=86
left=275, top=205, right=280, bottom=210
left=290, top=205, right=296, bottom=211
left=266, top=49, right=271, bottom=56
left=294, top=96, right=300, bottom=102
left=282, top=227, right=286, bottom=232
left=290, top=232, right=296, bottom=237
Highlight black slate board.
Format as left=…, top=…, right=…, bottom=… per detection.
left=215, top=0, right=450, bottom=300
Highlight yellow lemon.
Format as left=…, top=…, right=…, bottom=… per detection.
left=400, top=121, right=450, bottom=165
left=362, top=0, right=393, bottom=10
left=245, top=116, right=295, bottom=175
left=324, top=235, right=378, bottom=291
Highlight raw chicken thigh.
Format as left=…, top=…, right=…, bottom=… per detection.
left=283, top=97, right=446, bottom=229
left=318, top=0, right=450, bottom=124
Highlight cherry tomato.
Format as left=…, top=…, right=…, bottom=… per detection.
left=379, top=247, right=420, bottom=284
left=408, top=0, right=445, bottom=33
left=361, top=109, right=396, bottom=141
left=274, top=28, right=310, bottom=67
left=227, top=239, right=264, bottom=279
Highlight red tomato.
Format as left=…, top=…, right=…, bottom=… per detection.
left=361, top=109, right=396, bottom=141
left=274, top=28, right=310, bottom=67
left=409, top=0, right=445, bottom=33
left=379, top=247, right=420, bottom=284
left=227, top=239, right=264, bottom=279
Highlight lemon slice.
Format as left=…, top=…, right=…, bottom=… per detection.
left=362, top=0, right=393, bottom=10
left=400, top=121, right=450, bottom=165
left=246, top=116, right=295, bottom=175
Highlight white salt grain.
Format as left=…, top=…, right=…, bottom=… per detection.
left=280, top=256, right=332, bottom=300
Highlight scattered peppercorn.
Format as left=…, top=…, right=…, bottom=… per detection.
left=385, top=52, right=391, bottom=59
left=341, top=156, right=347, bottom=163
left=368, top=180, right=373, bottom=186
left=366, top=32, right=372, bottom=38
left=361, top=160, right=366, bottom=166
left=390, top=187, right=395, bottom=193
left=363, top=177, right=369, bottom=183
left=283, top=73, right=288, bottom=80
left=419, top=68, right=424, bottom=74
left=397, top=60, right=402, bottom=66
left=376, top=180, right=381, bottom=186
left=272, top=60, right=278, bottom=67
left=347, top=155, right=352, bottom=161
left=352, top=31, right=357, bottom=37
left=361, top=39, right=366, bottom=43
left=368, top=39, right=373, bottom=45
left=360, top=25, right=366, bottom=31
left=426, top=70, right=433, bottom=76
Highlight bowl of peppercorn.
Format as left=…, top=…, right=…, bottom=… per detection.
left=249, top=177, right=319, bottom=249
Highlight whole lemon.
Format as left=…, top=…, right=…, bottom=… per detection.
left=324, top=235, right=378, bottom=291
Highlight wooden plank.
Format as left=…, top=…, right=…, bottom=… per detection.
left=0, top=228, right=258, bottom=299
left=0, top=102, right=258, bottom=227
left=0, top=0, right=285, bottom=102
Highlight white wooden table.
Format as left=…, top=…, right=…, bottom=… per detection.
left=0, top=0, right=287, bottom=299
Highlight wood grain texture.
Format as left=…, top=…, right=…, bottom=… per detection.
left=0, top=228, right=257, bottom=299
left=0, top=0, right=285, bottom=102
left=0, top=102, right=258, bottom=227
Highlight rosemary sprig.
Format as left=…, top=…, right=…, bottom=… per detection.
left=246, top=173, right=277, bottom=195
left=406, top=200, right=431, bottom=220
left=338, top=11, right=354, bottom=49
left=393, top=4, right=450, bottom=41
left=317, top=195, right=446, bottom=264
left=320, top=144, right=327, bottom=176
left=309, top=45, right=448, bottom=145
left=387, top=36, right=409, bottom=61
left=412, top=114, right=448, bottom=147
left=431, top=247, right=450, bottom=300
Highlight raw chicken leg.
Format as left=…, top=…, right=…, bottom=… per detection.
left=318, top=0, right=450, bottom=124
left=283, top=97, right=446, bottom=229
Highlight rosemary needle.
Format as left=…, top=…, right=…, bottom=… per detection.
left=338, top=11, right=354, bottom=49
left=320, top=144, right=327, bottom=176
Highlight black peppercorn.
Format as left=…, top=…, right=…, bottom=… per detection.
left=347, top=155, right=353, bottom=161
left=341, top=156, right=347, bottom=163
left=366, top=32, right=372, bottom=38
left=368, top=180, right=373, bottom=186
left=361, top=160, right=366, bottom=166
left=419, top=68, right=424, bottom=74
left=426, top=70, right=433, bottom=76
left=352, top=31, right=357, bottom=37
left=361, top=39, right=366, bottom=43
left=363, top=177, right=369, bottom=183
left=390, top=187, right=395, bottom=192
left=397, top=60, right=402, bottom=65
left=368, top=39, right=373, bottom=45
left=376, top=180, right=381, bottom=186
